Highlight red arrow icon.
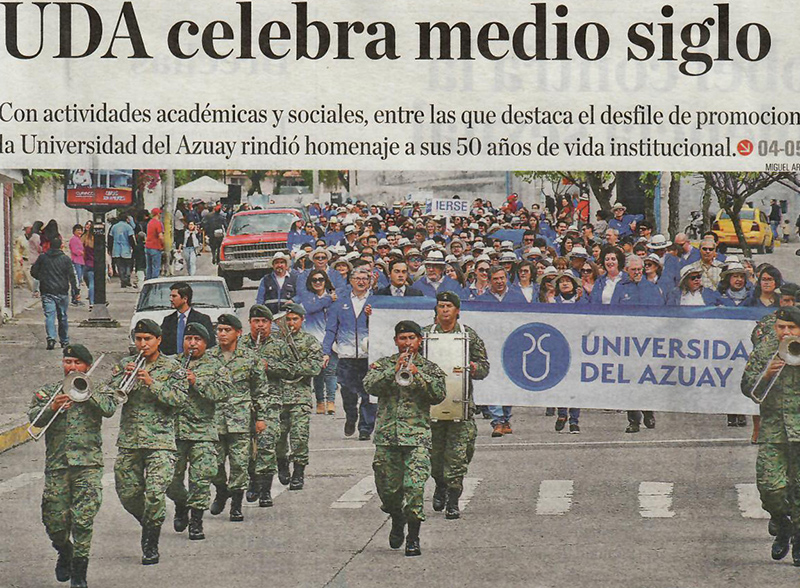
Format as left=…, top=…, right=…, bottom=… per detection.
left=737, top=140, right=753, bottom=156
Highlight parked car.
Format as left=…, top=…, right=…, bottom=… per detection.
left=711, top=207, right=774, bottom=253
left=217, top=208, right=303, bottom=290
left=129, top=276, right=243, bottom=345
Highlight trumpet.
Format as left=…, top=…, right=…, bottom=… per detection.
left=174, top=349, right=194, bottom=379
left=255, top=332, right=262, bottom=346
left=748, top=336, right=800, bottom=404
left=395, top=347, right=415, bottom=387
left=28, top=354, right=106, bottom=440
left=114, top=351, right=146, bottom=404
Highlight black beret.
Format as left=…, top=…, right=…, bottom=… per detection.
left=134, top=318, right=161, bottom=337
left=249, top=304, right=273, bottom=320
left=184, top=322, right=210, bottom=342
left=776, top=306, right=800, bottom=327
left=63, top=343, right=93, bottom=365
left=284, top=303, right=306, bottom=317
left=395, top=320, right=422, bottom=337
left=436, top=291, right=461, bottom=309
left=777, top=282, right=800, bottom=300
left=218, top=313, right=242, bottom=330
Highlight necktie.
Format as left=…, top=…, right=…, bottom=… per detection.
left=394, top=287, right=402, bottom=297
left=177, top=313, right=186, bottom=353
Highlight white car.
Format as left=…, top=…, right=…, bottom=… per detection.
left=129, top=276, right=244, bottom=345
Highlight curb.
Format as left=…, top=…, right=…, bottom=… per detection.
left=0, top=417, right=32, bottom=454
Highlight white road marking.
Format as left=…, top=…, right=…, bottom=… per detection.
left=459, top=477, right=481, bottom=510
left=0, top=472, right=43, bottom=495
left=639, top=482, right=675, bottom=518
left=102, top=472, right=115, bottom=487
left=536, top=480, right=574, bottom=515
left=736, top=483, right=770, bottom=519
left=331, top=475, right=376, bottom=509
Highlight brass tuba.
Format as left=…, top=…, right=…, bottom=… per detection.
left=748, top=336, right=800, bottom=404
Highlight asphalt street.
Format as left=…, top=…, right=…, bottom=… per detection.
left=0, top=243, right=799, bottom=588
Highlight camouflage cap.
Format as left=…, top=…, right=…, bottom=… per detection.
left=776, top=306, right=800, bottom=327
left=63, top=343, right=93, bottom=365
left=284, top=302, right=306, bottom=317
left=184, top=322, right=211, bottom=342
left=436, top=291, right=461, bottom=308
left=134, top=318, right=162, bottom=337
left=217, top=313, right=242, bottom=330
left=249, top=304, right=273, bottom=320
left=395, top=320, right=422, bottom=337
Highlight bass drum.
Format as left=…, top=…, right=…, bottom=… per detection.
left=425, top=332, right=470, bottom=422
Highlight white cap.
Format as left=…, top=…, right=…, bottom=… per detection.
left=425, top=251, right=446, bottom=265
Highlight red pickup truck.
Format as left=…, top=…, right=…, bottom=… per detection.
left=217, top=208, right=303, bottom=290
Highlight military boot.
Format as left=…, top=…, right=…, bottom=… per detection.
left=277, top=458, right=291, bottom=485
left=445, top=488, right=462, bottom=520
left=70, top=557, right=88, bottom=588
left=245, top=477, right=259, bottom=503
left=289, top=464, right=305, bottom=491
left=405, top=519, right=422, bottom=557
left=54, top=541, right=73, bottom=582
left=209, top=486, right=229, bottom=515
left=792, top=532, right=800, bottom=566
left=229, top=490, right=244, bottom=522
left=173, top=503, right=189, bottom=533
left=141, top=526, right=160, bottom=565
left=389, top=512, right=406, bottom=549
left=259, top=475, right=274, bottom=507
left=772, top=516, right=792, bottom=560
left=432, top=484, right=447, bottom=512
left=188, top=509, right=205, bottom=540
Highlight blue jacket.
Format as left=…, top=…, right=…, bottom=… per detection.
left=512, top=283, right=540, bottom=304
left=587, top=274, right=625, bottom=305
left=554, top=294, right=589, bottom=305
left=677, top=247, right=701, bottom=268
left=665, top=287, right=725, bottom=307
left=255, top=272, right=297, bottom=314
left=413, top=275, right=463, bottom=298
left=718, top=282, right=754, bottom=307
left=609, top=275, right=666, bottom=306
left=287, top=231, right=314, bottom=251
left=659, top=255, right=682, bottom=290
left=608, top=214, right=644, bottom=238
left=476, top=288, right=528, bottom=304
left=322, top=294, right=373, bottom=359
left=297, top=288, right=335, bottom=343
left=743, top=291, right=780, bottom=308
left=324, top=230, right=344, bottom=246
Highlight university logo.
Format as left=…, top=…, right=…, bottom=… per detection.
left=502, top=322, right=571, bottom=391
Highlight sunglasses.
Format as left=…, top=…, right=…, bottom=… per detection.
left=311, top=277, right=326, bottom=283
left=477, top=268, right=489, bottom=273
left=700, top=247, right=716, bottom=252
left=580, top=268, right=593, bottom=274
left=688, top=275, right=702, bottom=280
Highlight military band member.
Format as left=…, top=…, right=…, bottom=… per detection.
left=208, top=313, right=269, bottom=521
left=741, top=306, right=800, bottom=565
left=243, top=304, right=273, bottom=502
left=364, top=320, right=446, bottom=556
left=423, top=291, right=490, bottom=519
left=109, top=319, right=188, bottom=566
left=29, top=345, right=116, bottom=588
left=167, top=323, right=230, bottom=540
left=272, top=303, right=324, bottom=490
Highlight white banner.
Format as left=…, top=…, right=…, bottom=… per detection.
left=428, top=198, right=470, bottom=217
left=369, top=299, right=766, bottom=415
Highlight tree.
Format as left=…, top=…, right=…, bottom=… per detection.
left=12, top=170, right=63, bottom=201
left=515, top=171, right=617, bottom=211
left=700, top=172, right=798, bottom=256
left=667, top=173, right=682, bottom=239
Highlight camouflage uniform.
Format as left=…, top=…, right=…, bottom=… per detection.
left=166, top=353, right=230, bottom=510
left=208, top=344, right=269, bottom=492
left=741, top=333, right=800, bottom=528
left=242, top=334, right=272, bottom=478
left=752, top=313, right=778, bottom=347
left=271, top=330, right=324, bottom=467
left=423, top=323, right=490, bottom=493
left=364, top=353, right=446, bottom=521
left=254, top=335, right=287, bottom=475
left=29, top=381, right=117, bottom=558
left=108, top=354, right=188, bottom=527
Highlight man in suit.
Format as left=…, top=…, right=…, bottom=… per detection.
left=413, top=251, right=462, bottom=298
left=160, top=282, right=216, bottom=356
left=255, top=252, right=297, bottom=314
left=374, top=260, right=424, bottom=297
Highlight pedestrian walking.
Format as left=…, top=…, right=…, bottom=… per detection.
left=31, top=237, right=78, bottom=350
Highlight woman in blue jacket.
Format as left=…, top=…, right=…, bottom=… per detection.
left=298, top=269, right=338, bottom=415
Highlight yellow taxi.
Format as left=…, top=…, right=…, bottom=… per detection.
left=711, top=207, right=774, bottom=253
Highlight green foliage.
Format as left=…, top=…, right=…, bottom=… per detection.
left=12, top=169, right=63, bottom=201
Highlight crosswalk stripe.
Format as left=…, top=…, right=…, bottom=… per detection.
left=0, top=472, right=43, bottom=495
left=639, top=482, right=675, bottom=518
left=735, top=483, right=769, bottom=519
left=331, top=475, right=376, bottom=509
left=536, top=480, right=573, bottom=515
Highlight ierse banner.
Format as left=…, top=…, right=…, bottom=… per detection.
left=368, top=298, right=768, bottom=415
left=427, top=198, right=470, bottom=217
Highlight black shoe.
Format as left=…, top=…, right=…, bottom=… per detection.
left=54, top=542, right=73, bottom=582
left=46, top=339, right=56, bottom=351
left=289, top=464, right=305, bottom=491
left=209, top=488, right=229, bottom=516
left=737, top=415, right=748, bottom=427
left=727, top=415, right=738, bottom=427
left=625, top=422, right=640, bottom=434
left=277, top=458, right=291, bottom=486
left=358, top=431, right=371, bottom=441
left=259, top=475, right=274, bottom=507
left=245, top=478, right=259, bottom=503
left=445, top=489, right=462, bottom=520
left=405, top=519, right=421, bottom=557
left=643, top=415, right=656, bottom=429
left=769, top=517, right=780, bottom=537
left=70, top=556, right=88, bottom=588
left=188, top=509, right=205, bottom=540
left=389, top=513, right=406, bottom=549
left=344, top=419, right=356, bottom=437
left=60, top=341, right=68, bottom=348
left=792, top=533, right=800, bottom=566
left=569, top=423, right=580, bottom=434
left=229, top=491, right=244, bottom=522
left=141, top=526, right=160, bottom=565
left=772, top=516, right=792, bottom=560
left=555, top=417, right=567, bottom=432
left=432, top=485, right=446, bottom=512
left=173, top=503, right=189, bottom=532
